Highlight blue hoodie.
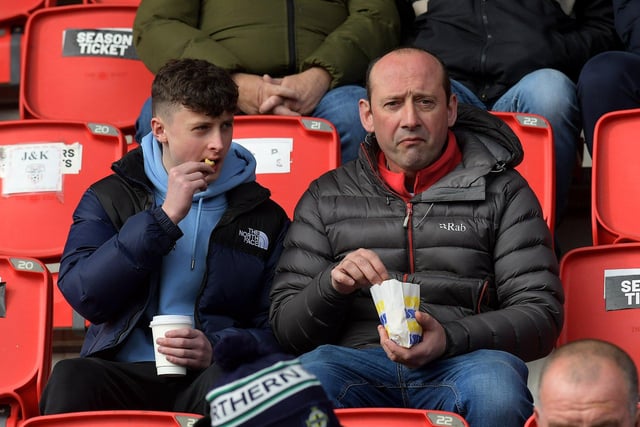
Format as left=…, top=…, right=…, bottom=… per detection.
left=115, top=134, right=256, bottom=362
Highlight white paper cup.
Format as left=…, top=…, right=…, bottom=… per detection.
left=149, top=314, right=193, bottom=376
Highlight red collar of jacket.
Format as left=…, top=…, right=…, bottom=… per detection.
left=377, top=130, right=462, bottom=201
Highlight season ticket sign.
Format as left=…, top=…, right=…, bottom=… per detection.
left=62, top=28, right=138, bottom=60
left=604, top=268, right=640, bottom=311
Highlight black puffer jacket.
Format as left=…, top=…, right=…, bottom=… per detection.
left=269, top=105, right=564, bottom=362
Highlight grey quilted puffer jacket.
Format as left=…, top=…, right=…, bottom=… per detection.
left=269, top=104, right=563, bottom=363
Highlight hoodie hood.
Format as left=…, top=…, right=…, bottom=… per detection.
left=452, top=103, right=524, bottom=169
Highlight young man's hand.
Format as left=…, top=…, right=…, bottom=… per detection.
left=162, top=161, right=214, bottom=224
left=156, top=327, right=213, bottom=370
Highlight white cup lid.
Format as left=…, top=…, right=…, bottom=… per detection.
left=149, top=314, right=193, bottom=327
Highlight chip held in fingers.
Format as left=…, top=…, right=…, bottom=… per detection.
left=204, top=158, right=215, bottom=166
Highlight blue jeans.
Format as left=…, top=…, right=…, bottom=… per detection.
left=451, top=69, right=581, bottom=222
left=578, top=51, right=640, bottom=153
left=300, top=345, right=532, bottom=427
left=134, top=85, right=366, bottom=164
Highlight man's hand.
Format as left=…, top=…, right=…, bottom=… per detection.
left=232, top=73, right=298, bottom=115
left=156, top=327, right=213, bottom=370
left=162, top=161, right=213, bottom=224
left=330, top=248, right=389, bottom=294
left=259, top=67, right=331, bottom=115
left=378, top=311, right=447, bottom=369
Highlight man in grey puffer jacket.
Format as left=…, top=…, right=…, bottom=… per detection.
left=269, top=47, right=564, bottom=427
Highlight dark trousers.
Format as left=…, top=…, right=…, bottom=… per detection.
left=39, top=357, right=223, bottom=415
left=577, top=50, right=640, bottom=153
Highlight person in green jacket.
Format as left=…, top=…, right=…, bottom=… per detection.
left=132, top=0, right=401, bottom=163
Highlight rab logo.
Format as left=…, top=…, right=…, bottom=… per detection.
left=238, top=228, right=269, bottom=250
left=439, top=222, right=467, bottom=232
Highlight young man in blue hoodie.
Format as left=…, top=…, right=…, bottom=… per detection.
left=39, top=58, right=290, bottom=415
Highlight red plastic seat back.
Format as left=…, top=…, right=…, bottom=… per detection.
left=558, top=243, right=640, bottom=369
left=232, top=115, right=340, bottom=219
left=20, top=410, right=202, bottom=426
left=591, top=108, right=640, bottom=245
left=0, top=255, right=53, bottom=425
left=492, top=112, right=555, bottom=234
left=0, top=120, right=124, bottom=331
left=0, top=0, right=42, bottom=91
left=524, top=414, right=537, bottom=427
left=19, top=5, right=153, bottom=137
left=335, top=408, right=470, bottom=427
left=0, top=120, right=125, bottom=260
left=0, top=25, right=22, bottom=88
left=0, top=0, right=44, bottom=24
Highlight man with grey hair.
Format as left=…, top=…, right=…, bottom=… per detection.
left=535, top=339, right=640, bottom=427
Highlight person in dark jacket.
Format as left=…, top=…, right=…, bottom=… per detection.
left=269, top=47, right=564, bottom=427
left=39, top=58, right=290, bottom=415
left=132, top=0, right=401, bottom=163
left=403, top=0, right=619, bottom=224
left=578, top=0, right=640, bottom=153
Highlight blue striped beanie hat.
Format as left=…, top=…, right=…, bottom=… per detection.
left=202, top=356, right=341, bottom=427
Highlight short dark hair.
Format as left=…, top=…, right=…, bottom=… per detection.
left=151, top=58, right=238, bottom=119
left=365, top=47, right=452, bottom=102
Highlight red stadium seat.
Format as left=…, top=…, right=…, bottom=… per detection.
left=19, top=410, right=202, bottom=426
left=591, top=108, right=640, bottom=245
left=232, top=115, right=341, bottom=219
left=0, top=0, right=44, bottom=24
left=335, top=408, right=470, bottom=427
left=0, top=0, right=43, bottom=94
left=0, top=120, right=125, bottom=259
left=0, top=25, right=22, bottom=89
left=492, top=112, right=555, bottom=234
left=0, top=120, right=125, bottom=330
left=19, top=5, right=153, bottom=140
left=558, top=243, right=640, bottom=369
left=0, top=255, right=52, bottom=427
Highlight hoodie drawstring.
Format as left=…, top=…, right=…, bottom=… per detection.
left=191, top=197, right=204, bottom=270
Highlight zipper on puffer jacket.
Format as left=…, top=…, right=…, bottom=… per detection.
left=477, top=279, right=490, bottom=313
left=404, top=202, right=415, bottom=273
left=403, top=202, right=435, bottom=273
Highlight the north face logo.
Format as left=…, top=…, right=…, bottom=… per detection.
left=238, top=228, right=269, bottom=250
